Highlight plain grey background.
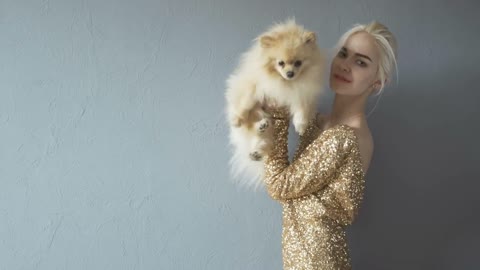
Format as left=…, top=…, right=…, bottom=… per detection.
left=1, top=0, right=479, bottom=269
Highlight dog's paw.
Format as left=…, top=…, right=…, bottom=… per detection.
left=295, top=122, right=308, bottom=135
left=249, top=151, right=263, bottom=161
left=257, top=119, right=270, bottom=133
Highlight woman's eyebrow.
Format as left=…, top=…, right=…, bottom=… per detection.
left=355, top=52, right=372, bottom=62
left=342, top=47, right=372, bottom=62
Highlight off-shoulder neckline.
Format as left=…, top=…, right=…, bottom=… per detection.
left=322, top=123, right=357, bottom=139
left=315, top=114, right=358, bottom=140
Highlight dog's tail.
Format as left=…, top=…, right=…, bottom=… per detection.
left=227, top=128, right=266, bottom=192
left=228, top=149, right=265, bottom=192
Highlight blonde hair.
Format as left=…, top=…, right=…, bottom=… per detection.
left=336, top=21, right=398, bottom=95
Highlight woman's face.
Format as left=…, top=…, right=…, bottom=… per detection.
left=330, top=32, right=380, bottom=96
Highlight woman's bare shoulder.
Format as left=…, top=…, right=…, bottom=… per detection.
left=354, top=126, right=374, bottom=173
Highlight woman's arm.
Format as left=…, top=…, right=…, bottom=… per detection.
left=263, top=108, right=353, bottom=201
left=292, top=113, right=325, bottom=162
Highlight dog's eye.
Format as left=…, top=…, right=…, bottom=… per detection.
left=278, top=61, right=285, bottom=67
left=294, top=60, right=302, bottom=67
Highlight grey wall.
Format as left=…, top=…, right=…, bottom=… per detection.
left=1, top=0, right=479, bottom=269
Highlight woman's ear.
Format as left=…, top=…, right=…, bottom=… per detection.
left=370, top=78, right=388, bottom=95
left=372, top=77, right=387, bottom=89
left=368, top=80, right=381, bottom=95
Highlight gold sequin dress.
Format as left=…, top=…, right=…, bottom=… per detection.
left=264, top=108, right=366, bottom=270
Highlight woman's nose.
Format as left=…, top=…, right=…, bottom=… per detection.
left=340, top=61, right=350, bottom=72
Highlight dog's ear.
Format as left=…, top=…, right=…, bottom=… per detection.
left=260, top=35, right=276, bottom=48
left=304, top=31, right=316, bottom=44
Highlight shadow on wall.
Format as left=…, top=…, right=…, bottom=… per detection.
left=347, top=66, right=480, bottom=269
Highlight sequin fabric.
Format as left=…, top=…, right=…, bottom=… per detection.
left=264, top=107, right=366, bottom=270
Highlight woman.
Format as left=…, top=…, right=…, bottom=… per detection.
left=263, top=21, right=398, bottom=269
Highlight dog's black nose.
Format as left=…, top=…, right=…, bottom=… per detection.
left=287, top=71, right=295, bottom=78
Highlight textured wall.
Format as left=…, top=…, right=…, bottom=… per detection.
left=1, top=0, right=479, bottom=269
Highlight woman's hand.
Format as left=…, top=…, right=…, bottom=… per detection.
left=262, top=101, right=290, bottom=119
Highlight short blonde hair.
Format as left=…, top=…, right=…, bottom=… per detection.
left=336, top=21, right=398, bottom=95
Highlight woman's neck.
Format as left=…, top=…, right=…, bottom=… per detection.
left=326, top=94, right=368, bottom=129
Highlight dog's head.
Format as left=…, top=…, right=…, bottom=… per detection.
left=258, top=20, right=320, bottom=81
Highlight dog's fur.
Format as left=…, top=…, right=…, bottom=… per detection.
left=225, top=19, right=325, bottom=190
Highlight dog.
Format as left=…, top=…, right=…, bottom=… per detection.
left=225, top=19, right=325, bottom=190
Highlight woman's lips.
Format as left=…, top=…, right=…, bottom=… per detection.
left=334, top=74, right=352, bottom=83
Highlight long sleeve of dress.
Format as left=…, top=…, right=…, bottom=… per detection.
left=263, top=109, right=354, bottom=201
left=292, top=113, right=325, bottom=161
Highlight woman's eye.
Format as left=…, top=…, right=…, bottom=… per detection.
left=337, top=51, right=346, bottom=58
left=294, top=60, right=302, bottom=67
left=356, top=60, right=367, bottom=67
left=278, top=61, right=285, bottom=67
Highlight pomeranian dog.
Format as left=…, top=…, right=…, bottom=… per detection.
left=225, top=19, right=325, bottom=190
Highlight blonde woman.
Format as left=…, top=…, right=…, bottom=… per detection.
left=263, top=21, right=398, bottom=269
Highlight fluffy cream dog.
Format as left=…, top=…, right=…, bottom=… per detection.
left=225, top=19, right=325, bottom=190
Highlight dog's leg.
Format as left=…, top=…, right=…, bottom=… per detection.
left=248, top=132, right=273, bottom=161
left=256, top=118, right=270, bottom=133
left=292, top=110, right=308, bottom=135
left=292, top=101, right=317, bottom=135
left=226, top=82, right=258, bottom=128
left=249, top=151, right=262, bottom=161
left=255, top=106, right=273, bottom=134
